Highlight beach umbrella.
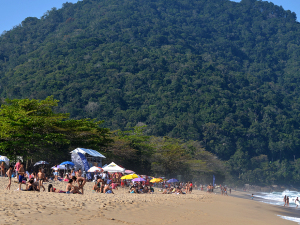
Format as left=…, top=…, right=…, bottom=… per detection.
left=121, top=174, right=139, bottom=180
left=125, top=170, right=135, bottom=174
left=88, top=166, right=103, bottom=172
left=33, top=161, right=49, bottom=166
left=132, top=177, right=146, bottom=182
left=0, top=156, right=10, bottom=165
left=150, top=178, right=163, bottom=183
left=167, top=178, right=179, bottom=183
left=60, top=161, right=75, bottom=166
left=51, top=165, right=66, bottom=169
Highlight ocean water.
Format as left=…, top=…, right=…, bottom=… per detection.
left=253, top=190, right=300, bottom=224
left=278, top=215, right=300, bottom=224
left=254, top=190, right=300, bottom=206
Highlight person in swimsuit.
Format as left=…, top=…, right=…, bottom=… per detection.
left=73, top=176, right=86, bottom=194
left=37, top=168, right=45, bottom=191
left=5, top=165, right=13, bottom=190
left=71, top=169, right=75, bottom=177
left=18, top=163, right=25, bottom=191
left=64, top=174, right=69, bottom=182
left=284, top=195, right=287, bottom=207
left=287, top=196, right=290, bottom=206
left=93, top=178, right=102, bottom=192
left=66, top=179, right=73, bottom=193
left=24, top=179, right=38, bottom=191
left=95, top=177, right=105, bottom=193
left=66, top=179, right=81, bottom=194
left=48, top=184, right=66, bottom=193
left=14, top=160, right=21, bottom=177
left=53, top=165, right=59, bottom=181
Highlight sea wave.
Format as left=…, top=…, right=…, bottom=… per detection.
left=254, top=190, right=300, bottom=206
left=278, top=215, right=300, bottom=224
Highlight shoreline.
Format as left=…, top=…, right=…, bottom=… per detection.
left=0, top=178, right=297, bottom=224
left=227, top=189, right=300, bottom=223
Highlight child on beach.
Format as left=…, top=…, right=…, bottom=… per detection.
left=5, top=165, right=13, bottom=190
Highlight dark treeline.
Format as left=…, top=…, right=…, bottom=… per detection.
left=0, top=0, right=300, bottom=185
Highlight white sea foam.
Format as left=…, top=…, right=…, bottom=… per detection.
left=278, top=215, right=300, bottom=224
left=254, top=190, right=300, bottom=206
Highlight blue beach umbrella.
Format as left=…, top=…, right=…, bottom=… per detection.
left=60, top=161, right=75, bottom=166
left=167, top=178, right=179, bottom=183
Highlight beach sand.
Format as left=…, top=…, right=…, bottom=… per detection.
left=0, top=177, right=296, bottom=225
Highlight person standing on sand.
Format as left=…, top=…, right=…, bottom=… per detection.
left=53, top=165, right=59, bottom=181
left=189, top=182, right=193, bottom=193
left=5, top=165, right=13, bottom=190
left=18, top=163, right=25, bottom=191
left=1, top=162, right=5, bottom=177
left=37, top=168, right=45, bottom=192
left=14, top=160, right=21, bottom=177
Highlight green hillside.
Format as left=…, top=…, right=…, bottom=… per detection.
left=1, top=0, right=300, bottom=184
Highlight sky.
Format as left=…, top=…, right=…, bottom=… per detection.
left=0, top=0, right=299, bottom=34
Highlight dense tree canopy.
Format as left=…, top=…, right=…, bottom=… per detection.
left=1, top=0, right=300, bottom=185
left=0, top=96, right=112, bottom=166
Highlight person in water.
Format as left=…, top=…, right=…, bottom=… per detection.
left=295, top=197, right=299, bottom=208
left=284, top=195, right=287, bottom=207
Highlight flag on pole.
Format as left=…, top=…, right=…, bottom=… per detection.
left=78, top=152, right=92, bottom=180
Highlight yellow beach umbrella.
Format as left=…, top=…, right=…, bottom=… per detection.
left=121, top=174, right=139, bottom=180
left=150, top=178, right=163, bottom=183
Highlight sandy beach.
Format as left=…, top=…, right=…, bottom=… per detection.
left=0, top=177, right=296, bottom=225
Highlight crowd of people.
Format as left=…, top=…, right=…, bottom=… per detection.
left=2, top=160, right=235, bottom=197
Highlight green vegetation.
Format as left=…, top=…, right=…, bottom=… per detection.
left=0, top=96, right=112, bottom=166
left=0, top=97, right=224, bottom=183
left=1, top=0, right=300, bottom=185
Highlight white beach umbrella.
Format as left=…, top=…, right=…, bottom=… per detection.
left=0, top=156, right=10, bottom=165
left=88, top=166, right=103, bottom=173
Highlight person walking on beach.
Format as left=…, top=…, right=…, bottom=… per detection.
left=5, top=165, right=13, bottom=190
left=284, top=195, right=287, bottom=207
left=18, top=163, right=25, bottom=191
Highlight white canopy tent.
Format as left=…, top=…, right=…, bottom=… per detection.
left=102, top=162, right=125, bottom=173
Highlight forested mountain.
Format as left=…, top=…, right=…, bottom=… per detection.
left=1, top=0, right=300, bottom=185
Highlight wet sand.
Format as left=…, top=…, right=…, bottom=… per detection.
left=0, top=177, right=296, bottom=225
